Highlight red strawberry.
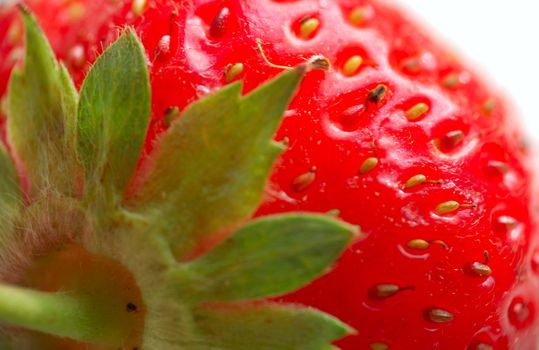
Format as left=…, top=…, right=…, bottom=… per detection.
left=1, top=1, right=539, bottom=350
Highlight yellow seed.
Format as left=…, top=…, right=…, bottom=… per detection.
left=482, top=98, right=496, bottom=115
left=132, top=0, right=147, bottom=16
left=475, top=344, right=494, bottom=350
left=343, top=55, right=363, bottom=76
left=405, top=102, right=429, bottom=121
left=427, top=308, right=454, bottom=323
left=7, top=22, right=22, bottom=45
left=401, top=57, right=421, bottom=73
left=349, top=6, right=368, bottom=26
left=326, top=209, right=341, bottom=217
left=370, top=342, right=389, bottom=350
left=436, top=130, right=465, bottom=152
left=224, top=63, right=244, bottom=83
left=68, top=2, right=85, bottom=21
left=436, top=201, right=460, bottom=214
left=369, top=284, right=400, bottom=300
left=292, top=167, right=317, bottom=192
left=468, top=262, right=492, bottom=277
left=360, top=157, right=378, bottom=174
left=446, top=130, right=465, bottom=144
left=486, top=160, right=509, bottom=175
left=407, top=239, right=429, bottom=250
left=442, top=73, right=459, bottom=88
left=431, top=240, right=449, bottom=250
left=404, top=174, right=427, bottom=189
left=299, top=18, right=320, bottom=39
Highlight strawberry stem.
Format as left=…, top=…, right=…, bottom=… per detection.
left=0, top=283, right=131, bottom=346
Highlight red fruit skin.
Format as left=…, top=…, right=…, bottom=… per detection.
left=2, top=1, right=539, bottom=349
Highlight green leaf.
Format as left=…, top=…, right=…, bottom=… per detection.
left=130, top=67, right=305, bottom=258
left=59, top=63, right=79, bottom=148
left=0, top=145, right=21, bottom=205
left=0, top=144, right=22, bottom=285
left=0, top=144, right=21, bottom=235
left=7, top=8, right=79, bottom=197
left=175, top=214, right=356, bottom=302
left=77, top=28, right=150, bottom=202
left=191, top=303, right=352, bottom=349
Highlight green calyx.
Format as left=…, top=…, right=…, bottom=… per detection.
left=0, top=7, right=359, bottom=350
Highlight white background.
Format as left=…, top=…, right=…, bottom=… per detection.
left=399, top=0, right=539, bottom=141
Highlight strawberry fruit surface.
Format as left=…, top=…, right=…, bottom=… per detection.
left=1, top=1, right=539, bottom=350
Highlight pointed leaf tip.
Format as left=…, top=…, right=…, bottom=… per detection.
left=175, top=214, right=355, bottom=303
left=8, top=7, right=79, bottom=197
left=77, top=27, right=150, bottom=203
left=17, top=3, right=38, bottom=20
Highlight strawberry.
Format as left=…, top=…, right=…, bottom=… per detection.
left=1, top=1, right=538, bottom=350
